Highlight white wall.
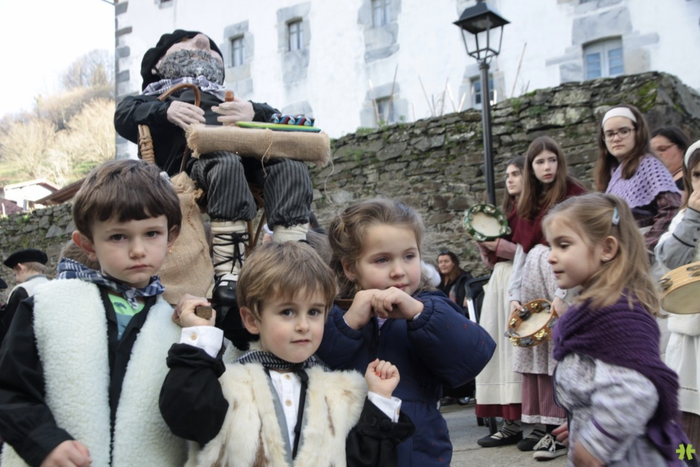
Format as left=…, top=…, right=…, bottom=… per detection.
left=115, top=0, right=700, bottom=153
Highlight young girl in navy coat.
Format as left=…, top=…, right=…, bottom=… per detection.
left=315, top=198, right=496, bottom=466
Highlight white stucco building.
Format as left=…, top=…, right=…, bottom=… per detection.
left=2, top=179, right=60, bottom=210
left=114, top=0, right=700, bottom=158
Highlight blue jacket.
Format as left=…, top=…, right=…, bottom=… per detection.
left=316, top=291, right=496, bottom=467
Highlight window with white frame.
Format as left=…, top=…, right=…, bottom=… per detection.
left=372, top=0, right=391, bottom=27
left=288, top=20, right=304, bottom=51
left=470, top=75, right=497, bottom=108
left=375, top=97, right=396, bottom=125
left=584, top=39, right=623, bottom=80
left=230, top=36, right=245, bottom=67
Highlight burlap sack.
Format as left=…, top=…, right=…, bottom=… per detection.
left=186, top=125, right=331, bottom=166
left=159, top=172, right=214, bottom=305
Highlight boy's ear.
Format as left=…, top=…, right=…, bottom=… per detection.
left=240, top=306, right=261, bottom=335
left=72, top=231, right=99, bottom=262
left=342, top=260, right=356, bottom=282
left=602, top=235, right=619, bottom=262
left=167, top=226, right=181, bottom=250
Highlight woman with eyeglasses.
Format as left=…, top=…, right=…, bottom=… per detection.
left=595, top=104, right=681, bottom=255
left=651, top=126, right=691, bottom=192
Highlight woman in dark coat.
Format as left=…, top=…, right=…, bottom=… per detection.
left=436, top=250, right=474, bottom=405
left=436, top=250, right=472, bottom=315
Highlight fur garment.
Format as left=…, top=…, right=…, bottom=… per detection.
left=1, top=280, right=186, bottom=467
left=186, top=356, right=367, bottom=467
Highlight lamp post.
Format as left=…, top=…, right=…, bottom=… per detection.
left=454, top=0, right=509, bottom=205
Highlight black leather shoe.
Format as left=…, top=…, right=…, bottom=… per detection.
left=477, top=430, right=523, bottom=448
left=212, top=278, right=237, bottom=312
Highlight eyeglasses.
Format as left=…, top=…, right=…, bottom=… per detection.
left=603, top=127, right=635, bottom=141
left=653, top=143, right=676, bottom=154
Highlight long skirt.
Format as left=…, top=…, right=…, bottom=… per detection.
left=513, top=244, right=566, bottom=425
left=475, top=261, right=523, bottom=420
left=665, top=327, right=700, bottom=447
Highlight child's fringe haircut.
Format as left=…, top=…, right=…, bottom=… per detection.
left=543, top=193, right=660, bottom=315
left=72, top=159, right=182, bottom=241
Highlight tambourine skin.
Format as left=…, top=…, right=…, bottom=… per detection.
left=659, top=261, right=700, bottom=314
left=463, top=204, right=512, bottom=242
left=504, top=299, right=558, bottom=348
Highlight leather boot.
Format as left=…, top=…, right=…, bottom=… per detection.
left=210, top=221, right=251, bottom=348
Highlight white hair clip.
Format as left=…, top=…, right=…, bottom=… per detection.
left=611, top=206, right=620, bottom=226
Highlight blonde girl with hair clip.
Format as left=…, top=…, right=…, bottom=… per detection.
left=315, top=198, right=496, bottom=467
left=655, top=139, right=700, bottom=449
left=506, top=136, right=586, bottom=459
left=543, top=193, right=690, bottom=467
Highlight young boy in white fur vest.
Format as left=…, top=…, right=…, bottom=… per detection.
left=0, top=159, right=187, bottom=466
left=161, top=241, right=415, bottom=467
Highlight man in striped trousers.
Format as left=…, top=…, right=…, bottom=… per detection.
left=115, top=30, right=313, bottom=344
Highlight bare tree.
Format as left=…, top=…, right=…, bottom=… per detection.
left=58, top=98, right=116, bottom=175
left=61, top=49, right=114, bottom=90
left=0, top=50, right=116, bottom=186
left=0, top=118, right=64, bottom=183
left=36, top=84, right=113, bottom=131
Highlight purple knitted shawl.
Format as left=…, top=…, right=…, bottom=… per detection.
left=606, top=155, right=680, bottom=208
left=552, top=293, right=687, bottom=464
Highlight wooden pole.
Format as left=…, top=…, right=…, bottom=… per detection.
left=510, top=42, right=527, bottom=99
left=387, top=64, right=398, bottom=123
left=368, top=79, right=381, bottom=124
left=418, top=75, right=434, bottom=116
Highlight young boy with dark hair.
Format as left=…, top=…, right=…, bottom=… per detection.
left=161, top=242, right=415, bottom=466
left=0, top=159, right=187, bottom=466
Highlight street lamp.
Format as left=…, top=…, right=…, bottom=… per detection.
left=454, top=0, right=509, bottom=205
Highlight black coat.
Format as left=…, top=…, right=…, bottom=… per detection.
left=437, top=270, right=473, bottom=314
left=114, top=90, right=278, bottom=175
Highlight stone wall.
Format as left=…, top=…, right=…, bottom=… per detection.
left=309, top=71, right=700, bottom=276
left=2, top=71, right=700, bottom=291
left=0, top=203, right=74, bottom=288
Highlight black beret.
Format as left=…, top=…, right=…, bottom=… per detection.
left=3, top=249, right=48, bottom=268
left=0, top=277, right=6, bottom=289
left=140, top=29, right=224, bottom=90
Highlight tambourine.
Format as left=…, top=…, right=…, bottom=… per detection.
left=463, top=204, right=511, bottom=242
left=505, top=299, right=558, bottom=348
left=659, top=261, right=700, bottom=314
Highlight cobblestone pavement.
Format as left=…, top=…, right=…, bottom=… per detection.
left=443, top=402, right=568, bottom=466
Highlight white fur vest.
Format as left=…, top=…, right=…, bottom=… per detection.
left=186, top=356, right=368, bottom=467
left=1, top=280, right=186, bottom=467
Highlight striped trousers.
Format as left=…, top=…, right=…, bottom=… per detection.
left=189, top=151, right=312, bottom=228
